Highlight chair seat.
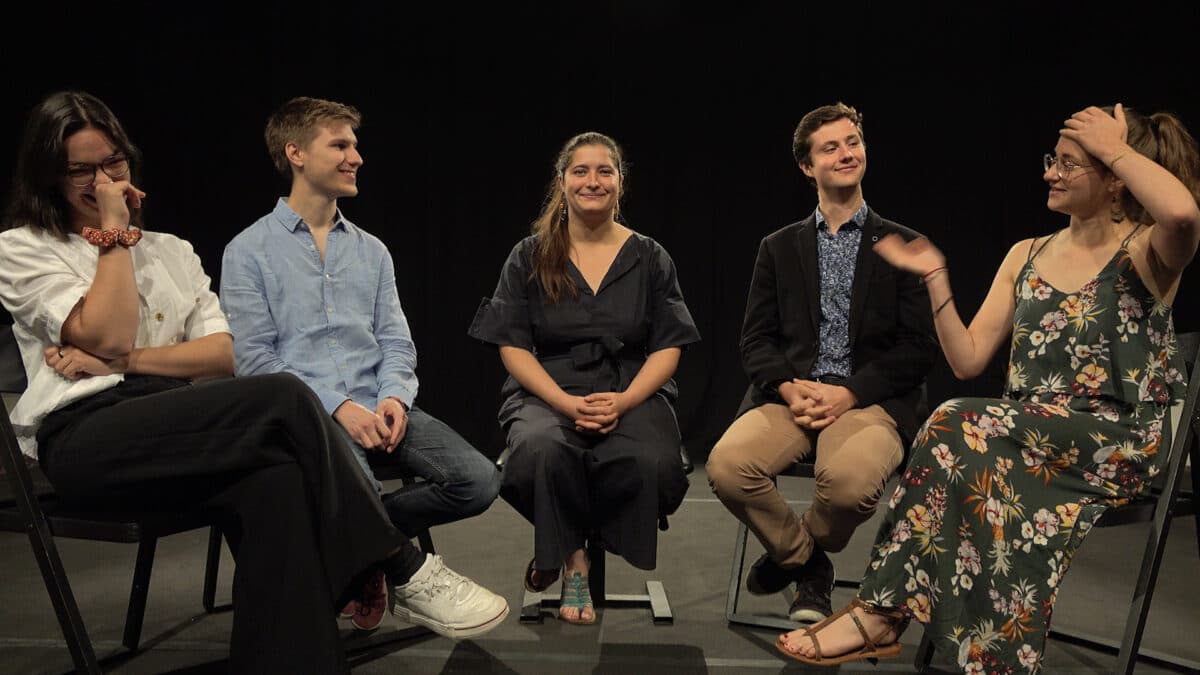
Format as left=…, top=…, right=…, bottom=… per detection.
left=0, top=497, right=221, bottom=543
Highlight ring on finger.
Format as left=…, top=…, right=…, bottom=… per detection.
left=57, top=349, right=64, bottom=358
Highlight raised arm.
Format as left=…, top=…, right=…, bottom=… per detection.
left=59, top=181, right=145, bottom=357
left=1062, top=104, right=1200, bottom=276
left=874, top=235, right=1023, bottom=380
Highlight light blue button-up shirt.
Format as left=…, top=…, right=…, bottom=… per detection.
left=220, top=198, right=418, bottom=414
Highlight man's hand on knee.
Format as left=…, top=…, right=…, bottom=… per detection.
left=334, top=400, right=391, bottom=450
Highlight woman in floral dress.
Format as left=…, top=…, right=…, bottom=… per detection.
left=776, top=104, right=1200, bottom=672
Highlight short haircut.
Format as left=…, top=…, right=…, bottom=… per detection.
left=264, top=97, right=361, bottom=176
left=792, top=102, right=864, bottom=167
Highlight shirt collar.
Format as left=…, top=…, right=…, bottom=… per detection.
left=814, top=202, right=868, bottom=232
left=271, top=197, right=352, bottom=233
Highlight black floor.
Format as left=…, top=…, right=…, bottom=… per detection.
left=1, top=469, right=1197, bottom=674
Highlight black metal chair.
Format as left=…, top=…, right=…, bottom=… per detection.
left=0, top=324, right=226, bottom=675
left=496, top=444, right=692, bottom=625
left=916, top=331, right=1200, bottom=674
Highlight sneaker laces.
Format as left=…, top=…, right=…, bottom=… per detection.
left=413, top=555, right=474, bottom=600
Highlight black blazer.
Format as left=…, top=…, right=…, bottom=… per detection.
left=736, top=207, right=937, bottom=445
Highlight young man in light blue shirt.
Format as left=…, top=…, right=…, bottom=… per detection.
left=221, top=97, right=504, bottom=636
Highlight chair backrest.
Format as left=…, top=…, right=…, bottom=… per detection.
left=1170, top=331, right=1200, bottom=430
left=1164, top=330, right=1199, bottom=468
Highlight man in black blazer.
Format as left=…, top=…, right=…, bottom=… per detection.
left=707, top=103, right=936, bottom=622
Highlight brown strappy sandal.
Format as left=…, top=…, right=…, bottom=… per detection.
left=774, top=598, right=909, bottom=665
left=524, top=557, right=560, bottom=593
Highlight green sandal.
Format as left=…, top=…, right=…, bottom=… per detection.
left=558, top=571, right=596, bottom=625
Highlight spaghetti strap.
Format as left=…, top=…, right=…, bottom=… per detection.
left=1120, top=223, right=1144, bottom=248
left=1028, top=230, right=1058, bottom=262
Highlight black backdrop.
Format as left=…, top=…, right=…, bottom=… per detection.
left=4, top=3, right=1198, bottom=461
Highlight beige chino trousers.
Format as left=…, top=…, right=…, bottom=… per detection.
left=707, top=403, right=904, bottom=568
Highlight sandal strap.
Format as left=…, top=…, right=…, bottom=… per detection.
left=850, top=598, right=907, bottom=647
left=560, top=572, right=593, bottom=609
left=801, top=626, right=823, bottom=660
left=846, top=608, right=878, bottom=651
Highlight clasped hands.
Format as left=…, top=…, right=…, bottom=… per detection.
left=334, top=398, right=408, bottom=452
left=778, top=379, right=857, bottom=430
left=559, top=392, right=629, bottom=434
left=44, top=344, right=125, bottom=380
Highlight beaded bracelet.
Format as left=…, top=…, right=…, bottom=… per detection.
left=81, top=226, right=143, bottom=248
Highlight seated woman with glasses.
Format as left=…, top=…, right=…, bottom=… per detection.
left=775, top=104, right=1199, bottom=671
left=0, top=91, right=506, bottom=673
left=469, top=131, right=700, bottom=624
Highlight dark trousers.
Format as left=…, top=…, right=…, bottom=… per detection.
left=38, top=373, right=412, bottom=674
left=501, top=394, right=688, bottom=571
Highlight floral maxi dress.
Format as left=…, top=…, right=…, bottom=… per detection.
left=857, top=234, right=1188, bottom=673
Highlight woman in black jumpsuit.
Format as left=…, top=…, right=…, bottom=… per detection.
left=470, top=132, right=700, bottom=623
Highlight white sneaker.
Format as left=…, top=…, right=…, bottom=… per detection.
left=391, top=554, right=509, bottom=638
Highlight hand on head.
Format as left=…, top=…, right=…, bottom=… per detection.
left=1060, top=104, right=1129, bottom=164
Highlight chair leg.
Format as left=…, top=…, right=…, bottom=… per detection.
left=724, top=519, right=749, bottom=623
left=587, top=538, right=606, bottom=606
left=915, top=629, right=936, bottom=672
left=202, top=525, right=222, bottom=613
left=22, top=517, right=103, bottom=674
left=1111, top=428, right=1198, bottom=674
left=723, top=520, right=797, bottom=630
left=415, top=527, right=435, bottom=556
left=122, top=537, right=157, bottom=651
left=1191, top=442, right=1199, bottom=562
left=519, top=538, right=673, bottom=624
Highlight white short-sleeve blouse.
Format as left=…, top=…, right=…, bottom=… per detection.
left=0, top=226, right=230, bottom=459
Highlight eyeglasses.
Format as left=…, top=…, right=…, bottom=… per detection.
left=1042, top=153, right=1092, bottom=182
left=64, top=155, right=130, bottom=187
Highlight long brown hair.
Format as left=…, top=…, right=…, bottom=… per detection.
left=530, top=132, right=626, bottom=303
left=1106, top=106, right=1200, bottom=223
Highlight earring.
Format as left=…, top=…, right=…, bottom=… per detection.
left=1110, top=194, right=1125, bottom=223
left=559, top=199, right=568, bottom=225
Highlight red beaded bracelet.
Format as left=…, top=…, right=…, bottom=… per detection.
left=81, top=227, right=143, bottom=248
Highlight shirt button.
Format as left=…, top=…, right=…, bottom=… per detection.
left=326, top=306, right=334, bottom=313
left=329, top=338, right=337, bottom=345
left=155, top=312, right=164, bottom=322
left=325, top=273, right=332, bottom=279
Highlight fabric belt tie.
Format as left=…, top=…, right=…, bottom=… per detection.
left=540, top=337, right=639, bottom=392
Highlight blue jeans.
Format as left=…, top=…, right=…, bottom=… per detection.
left=342, top=405, right=501, bottom=537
